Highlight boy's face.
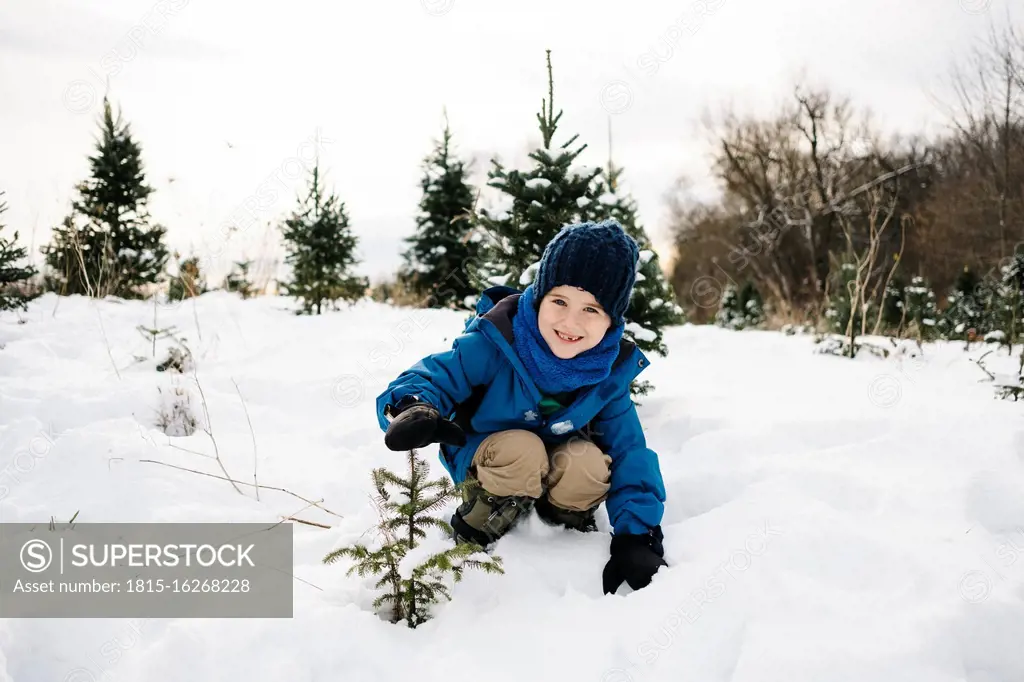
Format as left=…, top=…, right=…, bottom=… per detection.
left=537, top=285, right=612, bottom=359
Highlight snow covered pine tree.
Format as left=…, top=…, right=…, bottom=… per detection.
left=324, top=449, right=503, bottom=628
left=398, top=111, right=479, bottom=310
left=471, top=49, right=603, bottom=294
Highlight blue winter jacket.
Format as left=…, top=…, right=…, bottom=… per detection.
left=375, top=286, right=666, bottom=536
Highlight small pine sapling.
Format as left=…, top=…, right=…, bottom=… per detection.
left=714, top=281, right=764, bottom=331
left=878, top=274, right=906, bottom=336
left=816, top=256, right=893, bottom=359
left=822, top=258, right=869, bottom=357
left=224, top=260, right=256, bottom=299
left=901, top=276, right=940, bottom=347
left=937, top=267, right=987, bottom=347
left=324, top=449, right=503, bottom=628
left=137, top=295, right=180, bottom=358
left=279, top=162, right=368, bottom=314
left=168, top=253, right=206, bottom=300
left=992, top=249, right=1024, bottom=360
left=0, top=190, right=38, bottom=313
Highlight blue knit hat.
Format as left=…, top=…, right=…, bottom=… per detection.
left=532, top=219, right=640, bottom=325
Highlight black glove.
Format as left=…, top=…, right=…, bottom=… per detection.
left=383, top=397, right=467, bottom=452
left=602, top=526, right=667, bottom=595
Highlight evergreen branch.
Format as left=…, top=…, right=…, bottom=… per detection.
left=368, top=488, right=407, bottom=622
left=322, top=544, right=366, bottom=565
left=372, top=468, right=412, bottom=497
left=416, top=516, right=454, bottom=535
left=323, top=544, right=372, bottom=574
left=416, top=485, right=459, bottom=514
left=455, top=555, right=505, bottom=575
left=384, top=516, right=427, bottom=539
left=409, top=576, right=451, bottom=604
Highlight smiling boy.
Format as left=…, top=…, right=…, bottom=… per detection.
left=376, top=219, right=668, bottom=594
left=538, top=285, right=611, bottom=355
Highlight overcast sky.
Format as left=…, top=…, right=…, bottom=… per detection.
left=0, top=0, right=1018, bottom=285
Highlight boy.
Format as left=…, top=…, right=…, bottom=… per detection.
left=375, top=219, right=667, bottom=594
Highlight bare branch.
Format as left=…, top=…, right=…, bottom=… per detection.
left=190, top=368, right=243, bottom=495
left=231, top=377, right=260, bottom=502
left=138, top=458, right=343, bottom=518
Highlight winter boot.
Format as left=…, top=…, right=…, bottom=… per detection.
left=450, top=475, right=534, bottom=548
left=534, top=494, right=598, bottom=533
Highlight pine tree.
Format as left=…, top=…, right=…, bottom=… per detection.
left=824, top=260, right=860, bottom=333
left=279, top=162, right=368, bottom=315
left=168, top=252, right=206, bottom=300
left=223, top=259, right=255, bottom=299
left=590, top=155, right=686, bottom=356
left=823, top=256, right=877, bottom=358
left=714, top=281, right=764, bottom=331
left=0, top=191, right=38, bottom=312
left=41, top=96, right=168, bottom=298
left=989, top=249, right=1024, bottom=355
left=878, top=274, right=906, bottom=334
left=471, top=50, right=603, bottom=293
left=939, top=266, right=990, bottom=345
left=901, top=275, right=940, bottom=343
left=323, top=450, right=503, bottom=628
left=399, top=112, right=478, bottom=310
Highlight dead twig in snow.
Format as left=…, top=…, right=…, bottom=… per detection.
left=190, top=370, right=243, bottom=495
left=282, top=516, right=331, bottom=529
left=94, top=303, right=121, bottom=381
left=192, top=296, right=203, bottom=342
left=275, top=500, right=334, bottom=529
left=165, top=441, right=216, bottom=460
left=973, top=349, right=996, bottom=381
left=263, top=500, right=323, bottom=531
left=138, top=458, right=343, bottom=519
left=231, top=376, right=259, bottom=501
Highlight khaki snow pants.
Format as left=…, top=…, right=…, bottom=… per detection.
left=469, top=429, right=612, bottom=511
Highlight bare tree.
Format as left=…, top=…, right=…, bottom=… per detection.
left=941, top=21, right=1024, bottom=261
left=673, top=84, right=928, bottom=321
left=835, top=185, right=901, bottom=354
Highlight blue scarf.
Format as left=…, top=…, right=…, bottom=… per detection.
left=511, top=284, right=624, bottom=395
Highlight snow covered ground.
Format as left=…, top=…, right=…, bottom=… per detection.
left=2, top=291, right=1024, bottom=682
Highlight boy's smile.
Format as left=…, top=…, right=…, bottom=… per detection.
left=537, top=285, right=612, bottom=359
